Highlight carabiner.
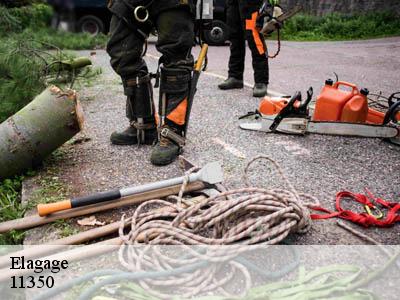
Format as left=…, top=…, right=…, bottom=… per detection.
left=364, top=205, right=384, bottom=220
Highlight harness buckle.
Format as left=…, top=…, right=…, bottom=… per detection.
left=160, top=127, right=186, bottom=147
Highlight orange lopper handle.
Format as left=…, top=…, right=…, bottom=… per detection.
left=37, top=200, right=72, bottom=217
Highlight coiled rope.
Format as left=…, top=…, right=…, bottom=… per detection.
left=118, top=156, right=320, bottom=246
left=116, top=156, right=319, bottom=298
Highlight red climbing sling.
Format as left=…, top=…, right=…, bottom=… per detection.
left=310, top=191, right=400, bottom=228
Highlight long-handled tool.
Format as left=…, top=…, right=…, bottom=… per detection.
left=183, top=43, right=209, bottom=137
left=0, top=181, right=205, bottom=233
left=0, top=195, right=207, bottom=269
left=37, top=161, right=223, bottom=217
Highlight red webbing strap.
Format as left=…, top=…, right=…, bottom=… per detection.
left=310, top=191, right=400, bottom=228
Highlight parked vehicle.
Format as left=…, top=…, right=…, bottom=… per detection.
left=203, top=0, right=229, bottom=46
left=72, top=0, right=229, bottom=45
left=72, top=0, right=111, bottom=35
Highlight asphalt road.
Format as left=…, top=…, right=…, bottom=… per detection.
left=24, top=38, right=400, bottom=245
left=180, top=36, right=400, bottom=97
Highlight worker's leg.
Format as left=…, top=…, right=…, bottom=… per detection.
left=241, top=0, right=269, bottom=96
left=218, top=0, right=245, bottom=90
left=106, top=0, right=157, bottom=145
left=151, top=7, right=195, bottom=166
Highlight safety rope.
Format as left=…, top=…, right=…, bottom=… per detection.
left=33, top=248, right=300, bottom=300
left=311, top=190, right=400, bottom=227
left=119, top=156, right=319, bottom=246
left=32, top=158, right=400, bottom=300
left=115, top=156, right=318, bottom=298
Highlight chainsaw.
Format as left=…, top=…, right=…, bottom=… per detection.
left=257, top=4, right=302, bottom=37
left=256, top=4, right=302, bottom=58
left=239, top=80, right=400, bottom=146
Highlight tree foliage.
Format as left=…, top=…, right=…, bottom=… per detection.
left=0, top=3, right=52, bottom=35
left=0, top=0, right=45, bottom=8
left=281, top=12, right=400, bottom=41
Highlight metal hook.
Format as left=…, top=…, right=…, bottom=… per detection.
left=134, top=6, right=149, bottom=23
left=365, top=205, right=384, bottom=220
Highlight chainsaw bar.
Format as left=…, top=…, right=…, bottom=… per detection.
left=261, top=5, right=302, bottom=36
left=307, top=121, right=398, bottom=138
left=240, top=115, right=308, bottom=135
left=239, top=116, right=400, bottom=140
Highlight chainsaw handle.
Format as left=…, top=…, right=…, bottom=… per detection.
left=286, top=91, right=302, bottom=109
left=388, top=92, right=400, bottom=107
left=299, top=87, right=313, bottom=111
left=334, top=81, right=359, bottom=94
left=383, top=99, right=400, bottom=125
left=269, top=91, right=301, bottom=131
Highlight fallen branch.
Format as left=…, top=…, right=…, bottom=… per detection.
left=0, top=86, right=84, bottom=179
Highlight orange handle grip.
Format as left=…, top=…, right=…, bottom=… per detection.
left=195, top=44, right=209, bottom=72
left=37, top=200, right=72, bottom=217
left=334, top=81, right=359, bottom=94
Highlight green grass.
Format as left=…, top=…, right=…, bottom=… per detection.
left=31, top=174, right=69, bottom=206
left=0, top=3, right=107, bottom=50
left=0, top=156, right=72, bottom=245
left=53, top=220, right=79, bottom=238
left=279, top=12, right=400, bottom=41
left=20, top=28, right=108, bottom=50
left=0, top=177, right=26, bottom=244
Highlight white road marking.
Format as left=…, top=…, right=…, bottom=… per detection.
left=212, top=137, right=247, bottom=159
left=145, top=53, right=285, bottom=97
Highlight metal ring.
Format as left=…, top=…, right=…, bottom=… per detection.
left=134, top=6, right=149, bottom=23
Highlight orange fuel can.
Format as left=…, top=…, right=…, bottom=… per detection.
left=313, top=80, right=369, bottom=123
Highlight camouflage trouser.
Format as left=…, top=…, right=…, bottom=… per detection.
left=106, top=0, right=195, bottom=130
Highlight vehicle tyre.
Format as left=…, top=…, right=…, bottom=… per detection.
left=77, top=15, right=105, bottom=36
left=203, top=20, right=228, bottom=46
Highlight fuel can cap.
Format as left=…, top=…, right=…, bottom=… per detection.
left=325, top=79, right=334, bottom=86
left=360, top=88, right=369, bottom=96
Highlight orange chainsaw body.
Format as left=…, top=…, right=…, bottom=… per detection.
left=259, top=97, right=301, bottom=115
left=258, top=81, right=399, bottom=124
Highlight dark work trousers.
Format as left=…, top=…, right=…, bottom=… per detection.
left=106, top=0, right=195, bottom=128
left=226, top=0, right=269, bottom=84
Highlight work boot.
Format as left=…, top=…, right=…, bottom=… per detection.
left=150, top=126, right=182, bottom=166
left=110, top=126, right=157, bottom=145
left=253, top=83, right=268, bottom=98
left=218, top=77, right=244, bottom=90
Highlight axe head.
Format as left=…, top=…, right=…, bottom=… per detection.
left=197, top=162, right=224, bottom=185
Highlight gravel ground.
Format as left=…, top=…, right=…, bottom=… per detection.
left=24, top=38, right=400, bottom=245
